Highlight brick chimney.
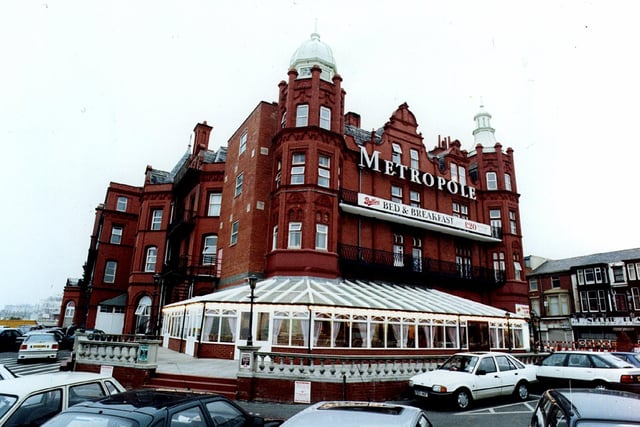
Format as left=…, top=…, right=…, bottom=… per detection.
left=345, top=112, right=361, bottom=128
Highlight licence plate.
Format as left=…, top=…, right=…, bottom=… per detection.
left=415, top=390, right=429, bottom=397
left=32, top=345, right=47, bottom=348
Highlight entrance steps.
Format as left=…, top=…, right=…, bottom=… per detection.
left=146, top=372, right=238, bottom=400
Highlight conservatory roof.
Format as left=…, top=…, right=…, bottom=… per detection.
left=164, top=277, right=514, bottom=319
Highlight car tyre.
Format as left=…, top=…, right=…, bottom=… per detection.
left=514, top=381, right=530, bottom=401
left=454, top=388, right=472, bottom=410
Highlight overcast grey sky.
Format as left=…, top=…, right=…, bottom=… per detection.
left=2, top=0, right=639, bottom=306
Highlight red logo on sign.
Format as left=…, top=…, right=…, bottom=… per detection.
left=363, top=197, right=380, bottom=207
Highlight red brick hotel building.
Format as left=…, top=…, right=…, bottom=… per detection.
left=60, top=33, right=529, bottom=358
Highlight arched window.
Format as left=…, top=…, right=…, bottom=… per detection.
left=135, top=296, right=152, bottom=335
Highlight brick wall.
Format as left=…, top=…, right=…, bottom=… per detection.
left=237, top=377, right=410, bottom=404
left=75, top=363, right=154, bottom=390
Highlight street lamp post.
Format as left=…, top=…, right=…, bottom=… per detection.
left=505, top=312, right=512, bottom=352
left=247, top=275, right=258, bottom=346
left=153, top=274, right=161, bottom=336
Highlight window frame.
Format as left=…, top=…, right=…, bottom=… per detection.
left=116, top=196, right=128, bottom=212
left=110, top=226, right=123, bottom=245
left=318, top=154, right=331, bottom=187
left=288, top=222, right=302, bottom=249
left=391, top=185, right=402, bottom=203
left=291, top=153, right=306, bottom=185
left=486, top=171, right=498, bottom=190
left=150, top=209, right=163, bottom=230
left=319, top=106, right=331, bottom=130
left=230, top=221, right=239, bottom=246
left=144, top=246, right=157, bottom=273
left=104, top=260, right=117, bottom=283
left=235, top=173, right=244, bottom=197
left=296, top=104, right=309, bottom=127
left=208, top=193, right=222, bottom=216
left=239, top=131, right=248, bottom=155
left=315, top=223, right=328, bottom=251
left=410, top=149, right=419, bottom=169
left=392, top=143, right=402, bottom=164
left=202, top=235, right=217, bottom=265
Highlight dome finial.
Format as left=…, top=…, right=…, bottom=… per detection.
left=289, top=29, right=337, bottom=81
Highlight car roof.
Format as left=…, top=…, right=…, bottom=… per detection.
left=549, top=389, right=640, bottom=422
left=73, top=389, right=227, bottom=415
left=281, top=401, right=424, bottom=427
left=449, top=351, right=515, bottom=357
left=0, top=372, right=118, bottom=396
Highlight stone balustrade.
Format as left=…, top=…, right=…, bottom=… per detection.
left=243, top=351, right=548, bottom=382
left=74, top=333, right=161, bottom=369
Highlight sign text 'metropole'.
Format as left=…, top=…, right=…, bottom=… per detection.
left=359, top=146, right=477, bottom=200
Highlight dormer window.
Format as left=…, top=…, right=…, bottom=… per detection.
left=450, top=163, right=467, bottom=186
left=296, top=105, right=309, bottom=127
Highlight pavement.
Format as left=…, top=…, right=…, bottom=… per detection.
left=156, top=346, right=238, bottom=378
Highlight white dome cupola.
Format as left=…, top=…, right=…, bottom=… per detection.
left=289, top=32, right=337, bottom=81
left=473, top=104, right=496, bottom=145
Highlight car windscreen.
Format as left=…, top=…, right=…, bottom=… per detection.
left=0, top=394, right=18, bottom=419
left=41, top=412, right=140, bottom=427
left=439, top=355, right=478, bottom=373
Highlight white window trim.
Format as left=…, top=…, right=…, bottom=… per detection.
left=239, top=131, right=248, bottom=155
left=288, top=222, right=302, bottom=249
left=320, top=106, right=331, bottom=130
left=315, top=224, right=328, bottom=251
left=486, top=172, right=498, bottom=190
left=296, top=104, right=309, bottom=127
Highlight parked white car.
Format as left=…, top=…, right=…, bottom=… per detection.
left=18, top=333, right=59, bottom=362
left=535, top=350, right=640, bottom=392
left=0, top=371, right=125, bottom=426
left=280, top=401, right=432, bottom=427
left=409, top=351, right=537, bottom=410
left=0, top=364, right=17, bottom=380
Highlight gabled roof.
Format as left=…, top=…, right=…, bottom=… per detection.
left=529, top=248, right=640, bottom=276
left=165, top=277, right=514, bottom=318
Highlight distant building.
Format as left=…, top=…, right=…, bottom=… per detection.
left=60, top=33, right=529, bottom=358
left=527, top=248, right=640, bottom=351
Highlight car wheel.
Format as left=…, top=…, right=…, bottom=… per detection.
left=454, top=388, right=472, bottom=410
left=514, top=381, right=529, bottom=401
left=593, top=381, right=607, bottom=390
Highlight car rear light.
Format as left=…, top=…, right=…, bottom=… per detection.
left=52, top=343, right=59, bottom=350
left=620, top=375, right=640, bottom=384
left=20, top=344, right=27, bottom=350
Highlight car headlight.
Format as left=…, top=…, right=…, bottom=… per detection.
left=432, top=385, right=448, bottom=393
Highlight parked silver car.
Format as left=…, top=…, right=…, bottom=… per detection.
left=530, top=388, right=640, bottom=426
left=535, top=350, right=640, bottom=392
left=280, top=401, right=432, bottom=427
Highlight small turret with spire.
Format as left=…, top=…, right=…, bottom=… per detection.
left=472, top=104, right=496, bottom=145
